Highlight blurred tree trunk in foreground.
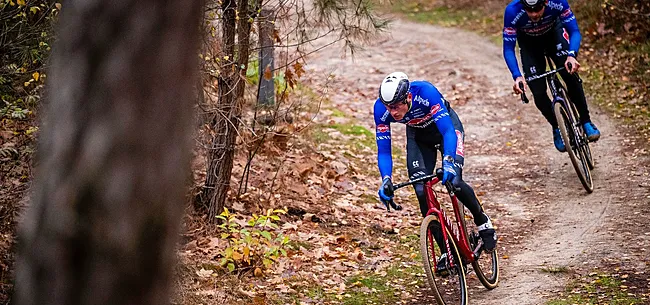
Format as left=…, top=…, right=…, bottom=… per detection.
left=14, top=0, right=204, bottom=304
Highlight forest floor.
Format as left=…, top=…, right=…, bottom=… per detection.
left=174, top=18, right=650, bottom=305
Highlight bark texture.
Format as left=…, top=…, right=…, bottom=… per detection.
left=15, top=0, right=204, bottom=304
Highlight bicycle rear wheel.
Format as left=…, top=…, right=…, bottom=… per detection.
left=420, top=215, right=468, bottom=305
left=554, top=101, right=594, bottom=193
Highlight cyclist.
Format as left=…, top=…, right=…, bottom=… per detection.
left=374, top=72, right=497, bottom=255
left=503, top=0, right=600, bottom=152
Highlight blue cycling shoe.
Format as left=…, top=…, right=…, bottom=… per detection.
left=583, top=122, right=601, bottom=142
left=553, top=128, right=566, bottom=152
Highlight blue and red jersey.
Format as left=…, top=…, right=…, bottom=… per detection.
left=373, top=81, right=457, bottom=179
left=502, top=0, right=582, bottom=79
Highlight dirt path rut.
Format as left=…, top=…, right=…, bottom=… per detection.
left=305, top=19, right=650, bottom=304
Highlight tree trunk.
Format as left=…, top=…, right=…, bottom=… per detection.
left=201, top=0, right=254, bottom=220
left=14, top=0, right=204, bottom=304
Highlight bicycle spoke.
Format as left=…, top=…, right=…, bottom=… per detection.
left=555, top=102, right=594, bottom=193
left=420, top=216, right=467, bottom=304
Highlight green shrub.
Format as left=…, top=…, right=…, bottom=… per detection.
left=215, top=207, right=290, bottom=273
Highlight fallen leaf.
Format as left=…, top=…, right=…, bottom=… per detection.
left=196, top=268, right=214, bottom=278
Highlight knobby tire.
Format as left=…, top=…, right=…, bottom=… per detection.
left=554, top=101, right=594, bottom=193
left=420, top=215, right=468, bottom=305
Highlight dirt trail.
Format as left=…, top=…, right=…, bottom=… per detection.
left=305, top=19, right=650, bottom=304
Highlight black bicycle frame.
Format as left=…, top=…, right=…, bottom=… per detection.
left=521, top=58, right=580, bottom=131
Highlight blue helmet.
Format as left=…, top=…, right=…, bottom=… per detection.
left=379, top=72, right=410, bottom=106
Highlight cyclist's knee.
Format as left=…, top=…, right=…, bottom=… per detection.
left=451, top=176, right=466, bottom=189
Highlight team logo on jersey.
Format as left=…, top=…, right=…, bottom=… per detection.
left=407, top=103, right=443, bottom=127
left=455, top=130, right=465, bottom=157
left=380, top=110, right=390, bottom=121
left=431, top=103, right=442, bottom=115
left=377, top=124, right=389, bottom=133
left=547, top=1, right=563, bottom=11
left=407, top=114, right=432, bottom=126
left=561, top=8, right=572, bottom=18
left=414, top=95, right=429, bottom=106
left=562, top=28, right=570, bottom=43
left=511, top=11, right=525, bottom=24
left=503, top=27, right=517, bottom=35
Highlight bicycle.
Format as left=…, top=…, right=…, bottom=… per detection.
left=519, top=58, right=595, bottom=193
left=385, top=168, right=499, bottom=305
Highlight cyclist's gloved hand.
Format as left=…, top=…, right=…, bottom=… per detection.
left=512, top=76, right=526, bottom=94
left=442, top=158, right=457, bottom=184
left=565, top=56, right=580, bottom=74
left=378, top=177, right=394, bottom=203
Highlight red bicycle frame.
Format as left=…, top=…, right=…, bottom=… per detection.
left=424, top=177, right=478, bottom=271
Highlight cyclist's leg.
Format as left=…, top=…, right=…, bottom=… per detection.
left=446, top=110, right=488, bottom=226
left=407, top=126, right=447, bottom=257
left=406, top=126, right=437, bottom=218
left=519, top=35, right=558, bottom=128
left=549, top=22, right=592, bottom=124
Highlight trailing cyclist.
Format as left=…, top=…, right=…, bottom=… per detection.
left=373, top=72, right=497, bottom=254
left=503, top=0, right=601, bottom=152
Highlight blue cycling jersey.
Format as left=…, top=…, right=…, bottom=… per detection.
left=503, top=0, right=582, bottom=79
left=373, top=81, right=457, bottom=179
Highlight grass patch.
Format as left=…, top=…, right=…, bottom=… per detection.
left=331, top=108, right=346, bottom=117
left=309, top=126, right=331, bottom=145
left=344, top=273, right=397, bottom=304
left=400, top=233, right=420, bottom=246
left=326, top=123, right=376, bottom=150
left=547, top=273, right=645, bottom=305
left=360, top=193, right=377, bottom=204
left=329, top=123, right=373, bottom=137
left=308, top=122, right=375, bottom=150
left=343, top=264, right=423, bottom=305
left=304, top=285, right=326, bottom=300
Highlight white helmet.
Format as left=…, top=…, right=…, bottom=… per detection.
left=379, top=72, right=410, bottom=105
left=520, top=0, right=545, bottom=11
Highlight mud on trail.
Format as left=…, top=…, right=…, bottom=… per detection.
left=302, top=19, right=650, bottom=304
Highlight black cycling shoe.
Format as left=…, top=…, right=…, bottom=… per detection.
left=435, top=253, right=449, bottom=276
left=479, top=228, right=497, bottom=252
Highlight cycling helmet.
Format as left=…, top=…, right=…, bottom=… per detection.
left=379, top=72, right=410, bottom=105
left=520, top=0, right=545, bottom=11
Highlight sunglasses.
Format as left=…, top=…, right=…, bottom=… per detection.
left=386, top=100, right=407, bottom=110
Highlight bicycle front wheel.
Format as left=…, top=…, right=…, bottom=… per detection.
left=420, top=215, right=468, bottom=305
left=567, top=95, right=595, bottom=170
left=554, top=101, right=594, bottom=193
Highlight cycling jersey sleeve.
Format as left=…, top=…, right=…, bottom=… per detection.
left=558, top=0, right=581, bottom=56
left=503, top=6, right=523, bottom=79
left=421, top=87, right=457, bottom=159
left=374, top=100, right=393, bottom=179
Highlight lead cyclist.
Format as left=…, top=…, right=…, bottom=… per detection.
left=373, top=72, right=497, bottom=259
left=503, top=0, right=601, bottom=152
